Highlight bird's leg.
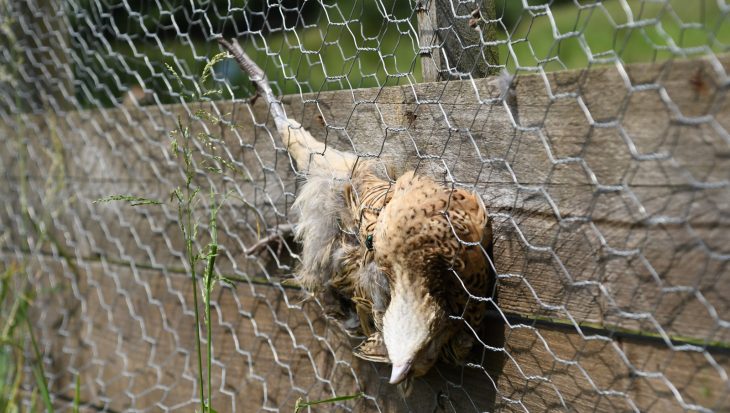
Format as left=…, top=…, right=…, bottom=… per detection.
left=217, top=37, right=356, bottom=174
left=245, top=223, right=294, bottom=257
left=217, top=38, right=286, bottom=123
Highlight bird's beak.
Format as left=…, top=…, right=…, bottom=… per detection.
left=389, top=359, right=413, bottom=384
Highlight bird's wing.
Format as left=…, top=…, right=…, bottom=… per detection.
left=443, top=188, right=494, bottom=364
left=344, top=161, right=394, bottom=240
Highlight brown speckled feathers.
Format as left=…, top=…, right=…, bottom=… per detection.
left=374, top=172, right=492, bottom=379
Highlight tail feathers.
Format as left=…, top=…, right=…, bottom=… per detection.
left=293, top=175, right=361, bottom=291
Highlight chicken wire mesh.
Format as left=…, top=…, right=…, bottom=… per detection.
left=1, top=0, right=729, bottom=412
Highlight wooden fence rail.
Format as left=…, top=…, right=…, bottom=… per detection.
left=1, top=53, right=729, bottom=412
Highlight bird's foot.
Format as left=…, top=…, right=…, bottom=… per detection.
left=353, top=332, right=390, bottom=363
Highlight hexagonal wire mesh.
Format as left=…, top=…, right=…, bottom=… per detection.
left=0, top=0, right=729, bottom=412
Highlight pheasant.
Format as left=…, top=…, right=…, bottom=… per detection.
left=218, top=39, right=494, bottom=383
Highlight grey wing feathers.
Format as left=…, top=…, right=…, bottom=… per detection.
left=292, top=174, right=353, bottom=289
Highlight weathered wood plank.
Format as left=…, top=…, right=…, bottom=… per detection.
left=1, top=54, right=728, bottom=347
left=20, top=257, right=498, bottom=412
left=494, top=325, right=730, bottom=412
left=17, top=256, right=729, bottom=412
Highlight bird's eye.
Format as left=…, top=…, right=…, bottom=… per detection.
left=365, top=234, right=374, bottom=251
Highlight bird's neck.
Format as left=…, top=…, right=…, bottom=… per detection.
left=383, top=272, right=438, bottom=363
left=390, top=266, right=441, bottom=323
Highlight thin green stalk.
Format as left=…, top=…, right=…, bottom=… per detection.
left=6, top=345, right=24, bottom=410
left=184, top=175, right=206, bottom=413
left=188, top=231, right=205, bottom=413
left=294, top=392, right=365, bottom=413
left=172, top=119, right=206, bottom=413
left=73, top=374, right=80, bottom=413
left=32, top=366, right=53, bottom=413
left=203, top=191, right=219, bottom=413
left=25, top=295, right=54, bottom=413
left=1, top=292, right=22, bottom=339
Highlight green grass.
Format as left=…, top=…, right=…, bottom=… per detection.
left=69, top=0, right=729, bottom=108
left=75, top=20, right=421, bottom=107
left=71, top=0, right=422, bottom=106
left=0, top=265, right=64, bottom=413
left=0, top=68, right=66, bottom=411
left=0, top=263, right=32, bottom=413
left=293, top=392, right=365, bottom=413
left=500, top=0, right=730, bottom=72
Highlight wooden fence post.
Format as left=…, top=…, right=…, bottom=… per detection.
left=417, top=0, right=499, bottom=82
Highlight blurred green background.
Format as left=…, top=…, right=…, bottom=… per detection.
left=67, top=0, right=729, bottom=108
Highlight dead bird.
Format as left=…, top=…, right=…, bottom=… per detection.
left=218, top=39, right=494, bottom=383
left=292, top=159, right=395, bottom=338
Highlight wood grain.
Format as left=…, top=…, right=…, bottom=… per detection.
left=4, top=54, right=727, bottom=342
left=17, top=256, right=729, bottom=412
left=2, top=55, right=729, bottom=411
left=417, top=0, right=500, bottom=81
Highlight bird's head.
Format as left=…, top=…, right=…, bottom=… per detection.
left=373, top=172, right=490, bottom=384
left=381, top=266, right=453, bottom=384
